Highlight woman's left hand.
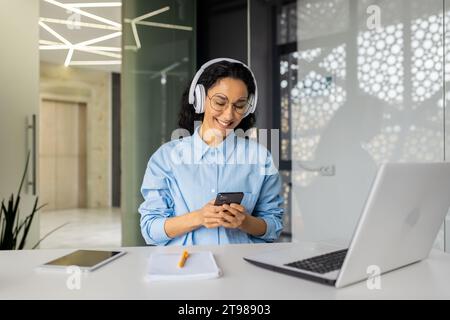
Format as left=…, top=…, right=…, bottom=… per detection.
left=220, top=203, right=247, bottom=229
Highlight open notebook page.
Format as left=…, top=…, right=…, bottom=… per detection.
left=147, top=251, right=222, bottom=281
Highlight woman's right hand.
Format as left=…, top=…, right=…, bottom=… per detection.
left=196, top=199, right=222, bottom=228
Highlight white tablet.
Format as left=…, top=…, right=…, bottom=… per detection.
left=41, top=249, right=126, bottom=271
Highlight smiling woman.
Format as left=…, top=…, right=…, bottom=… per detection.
left=138, top=58, right=284, bottom=246
left=178, top=59, right=256, bottom=136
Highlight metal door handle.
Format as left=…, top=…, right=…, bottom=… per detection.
left=26, top=114, right=36, bottom=195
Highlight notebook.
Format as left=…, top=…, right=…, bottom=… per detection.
left=146, top=251, right=221, bottom=281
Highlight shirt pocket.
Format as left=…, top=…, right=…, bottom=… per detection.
left=241, top=192, right=259, bottom=214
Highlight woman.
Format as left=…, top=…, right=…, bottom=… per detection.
left=138, top=58, right=284, bottom=246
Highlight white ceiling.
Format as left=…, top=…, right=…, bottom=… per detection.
left=39, top=0, right=122, bottom=73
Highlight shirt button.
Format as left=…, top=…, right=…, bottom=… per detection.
left=211, top=189, right=215, bottom=193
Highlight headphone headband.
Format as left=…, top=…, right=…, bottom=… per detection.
left=188, top=58, right=258, bottom=116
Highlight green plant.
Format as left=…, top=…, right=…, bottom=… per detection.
left=0, top=153, right=45, bottom=250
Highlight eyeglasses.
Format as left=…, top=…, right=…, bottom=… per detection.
left=206, top=93, right=250, bottom=115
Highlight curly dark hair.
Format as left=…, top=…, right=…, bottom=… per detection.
left=178, top=60, right=256, bottom=135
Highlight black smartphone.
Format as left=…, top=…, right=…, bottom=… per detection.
left=214, top=192, right=244, bottom=206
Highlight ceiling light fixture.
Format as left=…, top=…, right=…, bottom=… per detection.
left=39, top=17, right=120, bottom=31
left=40, top=2, right=192, bottom=67
left=123, top=6, right=192, bottom=51
left=40, top=20, right=121, bottom=66
left=69, top=60, right=121, bottom=65
left=75, top=47, right=121, bottom=59
left=39, top=39, right=62, bottom=45
left=133, top=21, right=192, bottom=31
left=39, top=20, right=71, bottom=46
left=76, top=31, right=122, bottom=46
left=64, top=2, right=121, bottom=8
left=39, top=44, right=121, bottom=52
left=64, top=48, right=74, bottom=66
left=43, top=0, right=120, bottom=28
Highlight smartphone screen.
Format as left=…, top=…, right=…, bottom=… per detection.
left=214, top=192, right=244, bottom=206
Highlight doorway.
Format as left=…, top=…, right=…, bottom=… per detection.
left=39, top=99, right=87, bottom=211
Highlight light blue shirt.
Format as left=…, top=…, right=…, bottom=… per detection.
left=138, top=127, right=284, bottom=246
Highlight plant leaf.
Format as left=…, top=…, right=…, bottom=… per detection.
left=36, top=203, right=47, bottom=212
left=32, top=222, right=70, bottom=249
left=12, top=215, right=28, bottom=249
left=17, top=151, right=30, bottom=196
left=0, top=152, right=34, bottom=250
left=13, top=195, right=21, bottom=245
left=17, top=196, right=39, bottom=250
left=0, top=200, right=7, bottom=248
left=13, top=203, right=48, bottom=248
left=2, top=195, right=17, bottom=249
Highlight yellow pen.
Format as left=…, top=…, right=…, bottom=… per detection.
left=178, top=250, right=189, bottom=268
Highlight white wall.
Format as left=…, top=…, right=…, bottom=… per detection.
left=291, top=0, right=447, bottom=249
left=0, top=0, right=40, bottom=248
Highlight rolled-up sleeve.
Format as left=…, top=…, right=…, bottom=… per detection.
left=138, top=152, right=174, bottom=246
left=251, top=153, right=284, bottom=243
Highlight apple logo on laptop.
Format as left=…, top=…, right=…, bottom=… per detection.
left=405, top=207, right=421, bottom=227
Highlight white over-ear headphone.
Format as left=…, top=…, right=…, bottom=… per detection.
left=188, top=57, right=258, bottom=117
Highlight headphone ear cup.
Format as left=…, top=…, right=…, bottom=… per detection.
left=244, top=94, right=255, bottom=117
left=194, top=84, right=205, bottom=113
left=249, top=94, right=255, bottom=112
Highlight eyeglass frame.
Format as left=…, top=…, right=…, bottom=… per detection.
left=206, top=93, right=251, bottom=115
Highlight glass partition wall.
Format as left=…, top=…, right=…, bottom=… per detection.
left=446, top=0, right=450, bottom=252
left=121, top=0, right=196, bottom=245
left=121, top=0, right=449, bottom=250
left=275, top=0, right=448, bottom=250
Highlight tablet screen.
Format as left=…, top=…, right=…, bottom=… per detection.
left=43, top=250, right=124, bottom=269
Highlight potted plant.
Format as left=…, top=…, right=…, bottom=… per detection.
left=0, top=153, right=45, bottom=250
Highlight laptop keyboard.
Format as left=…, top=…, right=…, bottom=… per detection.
left=284, top=249, right=348, bottom=274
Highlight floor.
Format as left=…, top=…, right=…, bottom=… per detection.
left=39, top=208, right=121, bottom=249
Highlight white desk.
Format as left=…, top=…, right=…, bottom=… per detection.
left=1, top=243, right=450, bottom=299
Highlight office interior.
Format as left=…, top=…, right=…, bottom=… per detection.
left=0, top=0, right=449, bottom=253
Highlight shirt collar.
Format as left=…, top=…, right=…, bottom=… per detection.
left=193, top=125, right=237, bottom=163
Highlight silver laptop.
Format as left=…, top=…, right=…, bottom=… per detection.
left=244, top=162, right=450, bottom=288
